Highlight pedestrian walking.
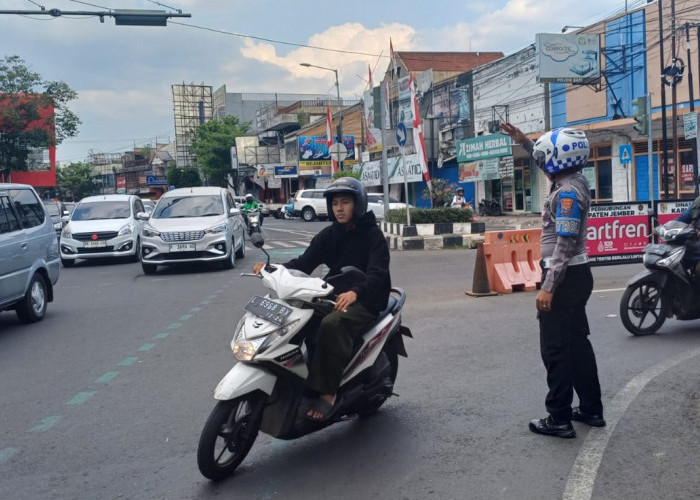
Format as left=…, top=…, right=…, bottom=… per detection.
left=501, top=123, right=605, bottom=439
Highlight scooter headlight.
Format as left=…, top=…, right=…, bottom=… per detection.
left=656, top=248, right=684, bottom=268
left=232, top=338, right=265, bottom=361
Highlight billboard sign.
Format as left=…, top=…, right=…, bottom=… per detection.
left=457, top=134, right=511, bottom=163
left=655, top=199, right=693, bottom=226
left=274, top=165, right=298, bottom=178
left=116, top=175, right=127, bottom=194
left=586, top=202, right=651, bottom=265
left=536, top=33, right=601, bottom=84
left=146, top=175, right=168, bottom=186
left=298, top=135, right=356, bottom=169
left=353, top=154, right=424, bottom=187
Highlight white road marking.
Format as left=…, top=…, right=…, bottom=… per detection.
left=563, top=346, right=700, bottom=500
left=592, top=287, right=626, bottom=294
left=273, top=241, right=295, bottom=248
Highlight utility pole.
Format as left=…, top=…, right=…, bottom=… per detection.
left=686, top=22, right=699, bottom=197
left=658, top=0, right=670, bottom=198
left=379, top=82, right=390, bottom=209
left=670, top=0, right=678, bottom=197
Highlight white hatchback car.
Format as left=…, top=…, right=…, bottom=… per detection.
left=59, top=194, right=144, bottom=267
left=138, top=187, right=246, bottom=274
left=366, top=193, right=412, bottom=220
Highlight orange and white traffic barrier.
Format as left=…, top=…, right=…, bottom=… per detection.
left=483, top=229, right=542, bottom=294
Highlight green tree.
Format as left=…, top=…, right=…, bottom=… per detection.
left=422, top=178, right=454, bottom=207
left=56, top=162, right=97, bottom=200
left=332, top=170, right=361, bottom=180
left=167, top=164, right=202, bottom=188
left=188, top=115, right=250, bottom=187
left=0, top=55, right=80, bottom=177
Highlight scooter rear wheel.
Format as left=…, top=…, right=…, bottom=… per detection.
left=197, top=393, right=264, bottom=481
left=620, top=280, right=667, bottom=336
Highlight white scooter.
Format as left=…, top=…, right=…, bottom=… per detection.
left=197, top=233, right=411, bottom=481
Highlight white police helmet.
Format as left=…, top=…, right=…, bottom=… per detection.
left=532, top=128, right=590, bottom=176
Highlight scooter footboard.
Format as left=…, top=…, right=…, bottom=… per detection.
left=214, top=363, right=277, bottom=401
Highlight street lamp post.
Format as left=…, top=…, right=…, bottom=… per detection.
left=300, top=63, right=344, bottom=171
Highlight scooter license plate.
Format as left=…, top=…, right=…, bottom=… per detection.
left=244, top=296, right=292, bottom=326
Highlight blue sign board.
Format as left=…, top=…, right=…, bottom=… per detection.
left=146, top=175, right=168, bottom=186
left=396, top=122, right=407, bottom=146
left=274, top=165, right=298, bottom=177
left=619, top=145, right=632, bottom=164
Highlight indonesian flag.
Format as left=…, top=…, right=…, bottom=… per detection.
left=390, top=38, right=397, bottom=79
left=326, top=107, right=338, bottom=174
left=410, top=73, right=432, bottom=201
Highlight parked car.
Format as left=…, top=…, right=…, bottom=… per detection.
left=233, top=196, right=270, bottom=217
left=63, top=202, right=77, bottom=217
left=43, top=200, right=69, bottom=238
left=293, top=188, right=328, bottom=221
left=366, top=193, right=412, bottom=220
left=138, top=187, right=246, bottom=274
left=0, top=184, right=60, bottom=323
left=59, top=194, right=145, bottom=267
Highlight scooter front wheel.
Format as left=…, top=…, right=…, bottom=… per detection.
left=619, top=280, right=667, bottom=336
left=197, top=393, right=264, bottom=481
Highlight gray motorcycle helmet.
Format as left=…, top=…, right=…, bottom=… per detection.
left=323, top=177, right=368, bottom=222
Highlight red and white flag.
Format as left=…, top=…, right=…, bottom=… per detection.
left=410, top=73, right=432, bottom=201
left=390, top=38, right=397, bottom=79
left=326, top=107, right=338, bottom=174
left=368, top=64, right=373, bottom=88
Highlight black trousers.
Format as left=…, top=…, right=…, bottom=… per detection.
left=539, top=264, right=603, bottom=421
left=305, top=302, right=377, bottom=395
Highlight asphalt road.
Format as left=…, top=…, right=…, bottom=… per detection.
left=1, top=218, right=699, bottom=499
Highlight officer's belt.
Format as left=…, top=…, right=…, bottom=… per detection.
left=541, top=253, right=589, bottom=269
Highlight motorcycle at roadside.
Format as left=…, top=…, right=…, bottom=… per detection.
left=619, top=220, right=700, bottom=335
left=478, top=198, right=501, bottom=216
left=197, top=233, right=412, bottom=481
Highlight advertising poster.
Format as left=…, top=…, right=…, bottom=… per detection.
left=116, top=175, right=126, bottom=194
left=298, top=135, right=356, bottom=169
left=364, top=88, right=382, bottom=153
left=655, top=199, right=693, bottom=225
left=397, top=76, right=412, bottom=128
left=274, top=165, right=298, bottom=178
left=536, top=33, right=601, bottom=84
left=459, top=161, right=481, bottom=182
left=353, top=154, right=424, bottom=187
left=586, top=202, right=651, bottom=265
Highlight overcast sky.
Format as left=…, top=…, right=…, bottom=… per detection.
left=1, top=0, right=639, bottom=165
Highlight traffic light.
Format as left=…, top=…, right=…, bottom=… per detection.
left=632, top=96, right=648, bottom=136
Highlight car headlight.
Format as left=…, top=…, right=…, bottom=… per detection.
left=142, top=224, right=160, bottom=237
left=118, top=223, right=134, bottom=236
left=205, top=223, right=228, bottom=234
left=61, top=226, right=72, bottom=239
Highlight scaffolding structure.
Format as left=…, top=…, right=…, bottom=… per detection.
left=172, top=83, right=213, bottom=168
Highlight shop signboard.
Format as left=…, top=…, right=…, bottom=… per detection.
left=586, top=202, right=651, bottom=265
left=116, top=175, right=126, bottom=194
left=274, top=165, right=298, bottom=178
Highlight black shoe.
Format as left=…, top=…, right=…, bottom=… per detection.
left=529, top=416, right=576, bottom=438
left=572, top=407, right=606, bottom=427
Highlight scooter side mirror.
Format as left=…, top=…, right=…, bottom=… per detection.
left=250, top=232, right=265, bottom=248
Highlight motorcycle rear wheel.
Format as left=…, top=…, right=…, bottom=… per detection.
left=356, top=350, right=398, bottom=417
left=197, top=393, right=264, bottom=481
left=620, top=280, right=667, bottom=336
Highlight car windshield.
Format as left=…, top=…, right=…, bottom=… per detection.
left=152, top=195, right=224, bottom=219
left=71, top=201, right=131, bottom=220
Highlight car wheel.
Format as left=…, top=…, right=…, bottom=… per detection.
left=222, top=239, right=236, bottom=270
left=235, top=233, right=246, bottom=258
left=16, top=273, right=48, bottom=323
left=61, top=257, right=75, bottom=268
left=129, top=238, right=141, bottom=263
left=142, top=262, right=157, bottom=275
left=302, top=207, right=316, bottom=221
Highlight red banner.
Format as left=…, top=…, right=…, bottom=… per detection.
left=586, top=202, right=651, bottom=265
left=655, top=199, right=693, bottom=226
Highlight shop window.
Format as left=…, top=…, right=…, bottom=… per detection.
left=583, top=144, right=613, bottom=202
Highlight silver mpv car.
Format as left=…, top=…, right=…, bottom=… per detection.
left=138, top=187, right=246, bottom=274
left=0, top=184, right=60, bottom=323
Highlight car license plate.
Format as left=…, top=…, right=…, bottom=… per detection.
left=83, top=240, right=107, bottom=248
left=244, top=296, right=293, bottom=326
left=170, top=243, right=196, bottom=252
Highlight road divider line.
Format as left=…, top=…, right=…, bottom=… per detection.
left=30, top=416, right=63, bottom=433
left=0, top=447, right=19, bottom=464
left=67, top=391, right=95, bottom=405
left=190, top=307, right=203, bottom=312
left=153, top=332, right=169, bottom=340
left=118, top=357, right=139, bottom=366
left=564, top=345, right=700, bottom=500
left=199, top=300, right=209, bottom=306
left=167, top=323, right=181, bottom=330
left=95, top=371, right=119, bottom=384
left=179, top=314, right=193, bottom=321
left=138, top=343, right=155, bottom=352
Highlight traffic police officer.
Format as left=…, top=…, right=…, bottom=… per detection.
left=501, top=124, right=605, bottom=439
